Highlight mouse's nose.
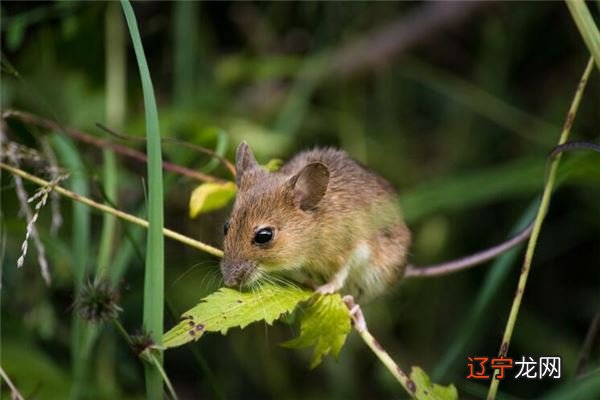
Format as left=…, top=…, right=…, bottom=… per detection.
left=220, top=259, right=254, bottom=287
left=223, top=275, right=239, bottom=287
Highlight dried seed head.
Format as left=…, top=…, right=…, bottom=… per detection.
left=75, top=279, right=121, bottom=323
left=130, top=330, right=155, bottom=356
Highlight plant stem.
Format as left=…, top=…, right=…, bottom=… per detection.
left=0, top=162, right=223, bottom=258
left=150, top=353, right=179, bottom=400
left=2, top=110, right=223, bottom=183
left=0, top=366, right=25, bottom=400
left=486, top=56, right=594, bottom=399
left=346, top=299, right=417, bottom=397
left=356, top=325, right=416, bottom=396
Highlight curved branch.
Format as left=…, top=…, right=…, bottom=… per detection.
left=2, top=110, right=224, bottom=183
left=1, top=162, right=224, bottom=258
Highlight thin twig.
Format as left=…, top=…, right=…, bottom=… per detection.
left=96, top=122, right=236, bottom=176
left=2, top=110, right=224, bottom=183
left=1, top=162, right=224, bottom=258
left=344, top=297, right=417, bottom=397
left=149, top=353, right=179, bottom=400
left=0, top=365, right=25, bottom=400
left=575, top=304, right=600, bottom=377
left=486, top=56, right=595, bottom=400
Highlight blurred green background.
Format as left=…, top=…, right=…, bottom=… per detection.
left=1, top=1, right=600, bottom=399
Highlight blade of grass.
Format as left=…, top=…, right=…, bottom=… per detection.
left=566, top=1, right=600, bottom=71
left=487, top=56, right=594, bottom=399
left=121, top=1, right=166, bottom=399
left=50, top=134, right=91, bottom=400
left=92, top=4, right=126, bottom=396
left=97, top=2, right=125, bottom=280
left=173, top=1, right=198, bottom=109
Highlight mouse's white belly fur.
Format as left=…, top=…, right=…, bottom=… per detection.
left=345, top=242, right=388, bottom=300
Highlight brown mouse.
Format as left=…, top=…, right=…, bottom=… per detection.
left=220, top=140, right=600, bottom=302
left=221, top=142, right=411, bottom=302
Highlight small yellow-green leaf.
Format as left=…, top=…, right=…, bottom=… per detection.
left=410, top=366, right=458, bottom=400
left=163, top=283, right=312, bottom=349
left=281, top=294, right=351, bottom=368
left=263, top=158, right=284, bottom=172
left=189, top=181, right=237, bottom=218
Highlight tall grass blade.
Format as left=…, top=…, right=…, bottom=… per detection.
left=566, top=1, right=600, bottom=70
left=121, top=1, right=165, bottom=398
left=173, top=1, right=198, bottom=109
left=50, top=134, right=91, bottom=400
left=97, top=2, right=125, bottom=280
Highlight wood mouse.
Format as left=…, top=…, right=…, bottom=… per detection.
left=221, top=141, right=534, bottom=302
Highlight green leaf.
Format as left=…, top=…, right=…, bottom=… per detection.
left=282, top=294, right=351, bottom=368
left=163, top=283, right=312, bottom=349
left=410, top=367, right=458, bottom=400
left=189, top=181, right=237, bottom=218
left=263, top=158, right=284, bottom=172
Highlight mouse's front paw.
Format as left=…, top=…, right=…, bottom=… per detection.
left=315, top=282, right=338, bottom=295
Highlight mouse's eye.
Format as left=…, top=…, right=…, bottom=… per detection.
left=253, top=227, right=274, bottom=245
left=223, top=221, right=230, bottom=236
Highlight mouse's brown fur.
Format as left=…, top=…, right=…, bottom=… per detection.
left=221, top=142, right=411, bottom=301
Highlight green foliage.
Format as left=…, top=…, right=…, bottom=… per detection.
left=164, top=286, right=351, bottom=369
left=164, top=283, right=312, bottom=348
left=189, top=181, right=237, bottom=218
left=263, top=158, right=284, bottom=172
left=282, top=294, right=351, bottom=368
left=410, top=367, right=458, bottom=400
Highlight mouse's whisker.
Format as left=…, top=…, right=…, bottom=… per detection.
left=170, top=261, right=217, bottom=290
left=266, top=273, right=301, bottom=291
left=206, top=269, right=223, bottom=291
left=252, top=279, right=271, bottom=341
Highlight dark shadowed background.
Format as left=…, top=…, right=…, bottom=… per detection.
left=1, top=1, right=600, bottom=399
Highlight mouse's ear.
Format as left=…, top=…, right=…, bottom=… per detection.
left=235, top=141, right=258, bottom=185
left=289, top=162, right=330, bottom=211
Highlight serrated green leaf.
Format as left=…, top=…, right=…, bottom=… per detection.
left=410, top=366, right=458, bottom=400
left=282, top=294, right=351, bottom=368
left=189, top=181, right=237, bottom=218
left=163, top=283, right=312, bottom=348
